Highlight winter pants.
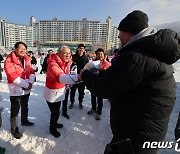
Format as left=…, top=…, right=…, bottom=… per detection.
left=10, top=93, right=30, bottom=130
left=62, top=90, right=69, bottom=114
left=47, top=101, right=61, bottom=129
left=91, top=94, right=103, bottom=115
left=104, top=138, right=158, bottom=154
left=70, top=82, right=85, bottom=104
left=175, top=112, right=180, bottom=141
left=40, top=64, right=43, bottom=74
left=104, top=134, right=159, bottom=154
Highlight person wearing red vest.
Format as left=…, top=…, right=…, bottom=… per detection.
left=86, top=48, right=111, bottom=120
left=4, top=42, right=36, bottom=139
left=44, top=45, right=78, bottom=137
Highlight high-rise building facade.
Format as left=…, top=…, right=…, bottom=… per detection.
left=0, top=18, right=4, bottom=47
left=0, top=19, right=33, bottom=49
left=31, top=16, right=120, bottom=52
left=0, top=17, right=120, bottom=52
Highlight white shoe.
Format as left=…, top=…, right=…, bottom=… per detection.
left=95, top=114, right=100, bottom=120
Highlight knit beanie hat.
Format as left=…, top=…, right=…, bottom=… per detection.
left=118, top=10, right=149, bottom=34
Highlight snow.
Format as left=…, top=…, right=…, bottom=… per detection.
left=0, top=58, right=179, bottom=154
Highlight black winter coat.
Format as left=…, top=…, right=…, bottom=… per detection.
left=72, top=53, right=89, bottom=73
left=0, top=54, right=3, bottom=62
left=42, top=54, right=50, bottom=72
left=31, top=56, right=37, bottom=65
left=82, top=29, right=180, bottom=145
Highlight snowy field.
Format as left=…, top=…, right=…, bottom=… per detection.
left=0, top=58, right=179, bottom=154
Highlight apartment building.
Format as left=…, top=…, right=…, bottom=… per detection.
left=0, top=16, right=120, bottom=52
left=31, top=16, right=120, bottom=52
left=0, top=18, right=33, bottom=49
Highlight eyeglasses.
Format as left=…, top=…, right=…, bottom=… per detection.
left=63, top=53, right=71, bottom=56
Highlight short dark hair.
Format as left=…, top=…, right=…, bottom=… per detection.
left=95, top=48, right=104, bottom=54
left=78, top=44, right=85, bottom=48
left=48, top=49, right=53, bottom=53
left=28, top=51, right=33, bottom=54
left=14, top=42, right=27, bottom=49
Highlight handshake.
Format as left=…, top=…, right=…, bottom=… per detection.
left=78, top=60, right=101, bottom=81
left=22, top=83, right=33, bottom=91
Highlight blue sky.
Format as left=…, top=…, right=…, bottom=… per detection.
left=0, top=0, right=180, bottom=27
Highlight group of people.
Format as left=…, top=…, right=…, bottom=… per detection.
left=1, top=10, right=180, bottom=154
left=2, top=41, right=110, bottom=139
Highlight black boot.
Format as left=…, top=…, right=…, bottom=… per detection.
left=56, top=123, right=63, bottom=128
left=50, top=128, right=61, bottom=138
left=21, top=120, right=34, bottom=126
left=11, top=127, right=23, bottom=139
left=62, top=112, right=70, bottom=119
left=79, top=102, right=83, bottom=109
left=68, top=103, right=74, bottom=109
left=0, top=146, right=5, bottom=154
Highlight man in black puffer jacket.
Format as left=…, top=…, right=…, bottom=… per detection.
left=69, top=44, right=89, bottom=109
left=79, top=10, right=180, bottom=154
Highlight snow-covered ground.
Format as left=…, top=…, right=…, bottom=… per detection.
left=0, top=59, right=179, bottom=154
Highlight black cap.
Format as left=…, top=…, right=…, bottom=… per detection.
left=118, top=10, right=148, bottom=35
left=78, top=43, right=85, bottom=48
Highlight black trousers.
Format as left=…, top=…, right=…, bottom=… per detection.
left=104, top=138, right=158, bottom=154
left=62, top=90, right=69, bottom=114
left=47, top=101, right=61, bottom=129
left=40, top=64, right=43, bottom=74
left=175, top=112, right=180, bottom=141
left=70, top=82, right=85, bottom=103
left=91, top=94, right=103, bottom=115
left=10, top=93, right=30, bottom=130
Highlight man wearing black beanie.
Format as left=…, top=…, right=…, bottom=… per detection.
left=79, top=10, right=180, bottom=154
left=118, top=10, right=148, bottom=35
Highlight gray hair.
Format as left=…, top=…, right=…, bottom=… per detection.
left=58, top=45, right=71, bottom=52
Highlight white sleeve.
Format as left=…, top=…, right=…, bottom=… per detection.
left=32, top=64, right=38, bottom=71
left=13, top=77, right=29, bottom=88
left=84, top=60, right=101, bottom=70
left=29, top=74, right=36, bottom=84
left=59, top=74, right=78, bottom=84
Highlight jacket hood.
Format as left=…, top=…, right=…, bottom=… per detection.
left=47, top=53, right=72, bottom=72
left=47, top=53, right=63, bottom=66
left=133, top=29, right=180, bottom=64
left=8, top=51, right=31, bottom=65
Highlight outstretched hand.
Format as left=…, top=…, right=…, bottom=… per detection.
left=23, top=83, right=33, bottom=91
